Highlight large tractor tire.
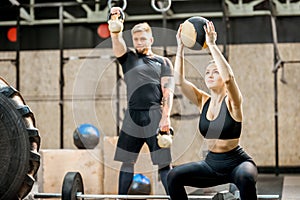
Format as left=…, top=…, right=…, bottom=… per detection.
left=0, top=77, right=41, bottom=200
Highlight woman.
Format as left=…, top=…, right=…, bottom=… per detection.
left=167, top=21, right=258, bottom=200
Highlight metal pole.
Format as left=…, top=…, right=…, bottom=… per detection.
left=273, top=62, right=279, bottom=176
left=116, top=60, right=120, bottom=135
left=16, top=6, right=21, bottom=90
left=269, top=1, right=280, bottom=176
left=162, top=11, right=167, bottom=57
left=221, top=0, right=230, bottom=60
left=59, top=4, right=64, bottom=148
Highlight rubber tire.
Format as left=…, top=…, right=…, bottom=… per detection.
left=0, top=78, right=41, bottom=200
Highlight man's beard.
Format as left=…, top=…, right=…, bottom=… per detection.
left=135, top=47, right=148, bottom=55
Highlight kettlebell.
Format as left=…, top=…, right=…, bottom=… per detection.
left=156, top=127, right=174, bottom=148
left=108, top=7, right=125, bottom=33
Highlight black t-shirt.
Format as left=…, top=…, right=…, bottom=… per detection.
left=117, top=49, right=173, bottom=110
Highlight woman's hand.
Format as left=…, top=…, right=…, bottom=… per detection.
left=204, top=21, right=217, bottom=46
left=176, top=24, right=184, bottom=49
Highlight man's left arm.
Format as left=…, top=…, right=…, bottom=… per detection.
left=160, top=59, right=175, bottom=132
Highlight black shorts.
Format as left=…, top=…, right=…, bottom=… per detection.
left=114, top=108, right=172, bottom=165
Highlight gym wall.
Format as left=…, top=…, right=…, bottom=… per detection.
left=0, top=43, right=299, bottom=167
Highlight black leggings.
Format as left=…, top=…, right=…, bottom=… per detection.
left=167, top=146, right=258, bottom=200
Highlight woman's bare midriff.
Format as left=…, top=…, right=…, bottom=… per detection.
left=206, top=138, right=240, bottom=153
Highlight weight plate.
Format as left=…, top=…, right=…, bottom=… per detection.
left=62, top=172, right=84, bottom=200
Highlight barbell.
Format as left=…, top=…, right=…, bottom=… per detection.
left=34, top=171, right=280, bottom=200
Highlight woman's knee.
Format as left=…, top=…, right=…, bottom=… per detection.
left=234, top=162, right=258, bottom=185
left=237, top=171, right=256, bottom=185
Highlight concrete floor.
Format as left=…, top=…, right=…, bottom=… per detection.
left=281, top=175, right=300, bottom=200
left=26, top=173, right=300, bottom=200
left=189, top=173, right=300, bottom=200
left=256, top=174, right=283, bottom=198
left=251, top=174, right=300, bottom=200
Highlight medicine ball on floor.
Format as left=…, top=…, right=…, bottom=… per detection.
left=128, top=174, right=151, bottom=195
left=73, top=123, right=100, bottom=149
left=181, top=16, right=209, bottom=50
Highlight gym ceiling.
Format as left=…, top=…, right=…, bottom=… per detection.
left=0, top=0, right=299, bottom=50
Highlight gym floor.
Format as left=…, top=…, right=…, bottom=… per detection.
left=189, top=174, right=300, bottom=200
left=278, top=175, right=300, bottom=200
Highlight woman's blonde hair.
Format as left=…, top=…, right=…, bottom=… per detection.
left=131, top=22, right=152, bottom=35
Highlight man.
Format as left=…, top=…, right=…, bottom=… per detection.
left=108, top=7, right=174, bottom=195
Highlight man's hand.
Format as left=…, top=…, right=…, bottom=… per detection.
left=108, top=7, right=124, bottom=33
left=159, top=115, right=171, bottom=132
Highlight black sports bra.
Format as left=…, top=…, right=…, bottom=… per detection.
left=199, top=97, right=241, bottom=140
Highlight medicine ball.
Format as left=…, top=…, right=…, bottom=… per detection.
left=181, top=16, right=209, bottom=50
left=128, top=174, right=151, bottom=195
left=73, top=123, right=100, bottom=149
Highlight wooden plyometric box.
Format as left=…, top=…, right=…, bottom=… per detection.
left=37, top=149, right=104, bottom=198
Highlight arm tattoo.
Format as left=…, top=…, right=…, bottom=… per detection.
left=161, top=77, right=174, bottom=112
left=162, top=96, right=168, bottom=107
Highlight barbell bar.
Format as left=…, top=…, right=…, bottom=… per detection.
left=33, top=172, right=280, bottom=200
left=34, top=193, right=215, bottom=199
left=34, top=193, right=280, bottom=199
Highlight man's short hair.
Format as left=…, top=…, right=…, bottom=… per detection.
left=131, top=22, right=152, bottom=35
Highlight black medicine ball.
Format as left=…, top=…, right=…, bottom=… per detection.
left=181, top=16, right=209, bottom=50
left=73, top=123, right=100, bottom=149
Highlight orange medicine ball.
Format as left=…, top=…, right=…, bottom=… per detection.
left=181, top=16, right=209, bottom=50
